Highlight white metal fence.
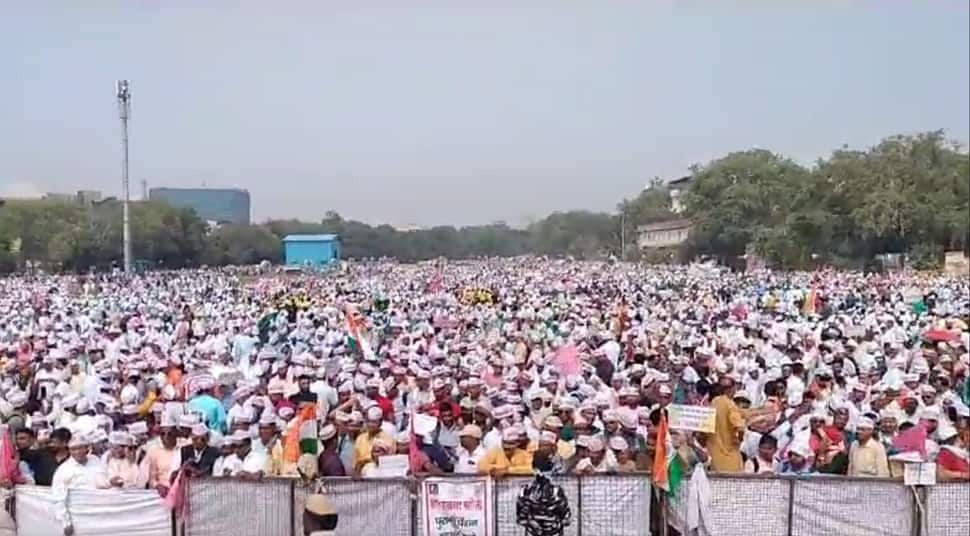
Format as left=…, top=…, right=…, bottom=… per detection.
left=2, top=475, right=967, bottom=535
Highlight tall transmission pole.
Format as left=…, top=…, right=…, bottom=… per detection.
left=142, top=179, right=148, bottom=201
left=116, top=80, right=132, bottom=273
left=620, top=203, right=627, bottom=260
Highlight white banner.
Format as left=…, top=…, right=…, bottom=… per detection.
left=0, top=489, right=14, bottom=536
left=14, top=485, right=170, bottom=536
left=422, top=477, right=493, bottom=536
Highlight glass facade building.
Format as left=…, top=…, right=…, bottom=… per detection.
left=149, top=187, right=251, bottom=224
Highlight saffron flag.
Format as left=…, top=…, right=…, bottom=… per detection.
left=284, top=406, right=317, bottom=463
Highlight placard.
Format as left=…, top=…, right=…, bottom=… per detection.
left=667, top=404, right=716, bottom=434
left=375, top=454, right=410, bottom=477
left=903, top=462, right=936, bottom=486
left=413, top=413, right=439, bottom=436
left=422, top=477, right=493, bottom=536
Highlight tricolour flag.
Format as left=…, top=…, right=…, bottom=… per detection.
left=652, top=411, right=683, bottom=499
left=284, top=406, right=317, bottom=463
left=346, top=312, right=373, bottom=359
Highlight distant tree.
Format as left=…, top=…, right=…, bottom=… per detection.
left=204, top=224, right=282, bottom=265
left=0, top=130, right=964, bottom=272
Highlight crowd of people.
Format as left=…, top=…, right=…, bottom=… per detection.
left=0, top=259, right=968, bottom=532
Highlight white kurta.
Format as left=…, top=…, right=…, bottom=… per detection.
left=455, top=446, right=487, bottom=474
left=107, top=457, right=145, bottom=488
left=224, top=449, right=268, bottom=477
left=51, top=456, right=110, bottom=529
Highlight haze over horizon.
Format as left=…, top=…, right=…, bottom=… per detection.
left=2, top=3, right=968, bottom=227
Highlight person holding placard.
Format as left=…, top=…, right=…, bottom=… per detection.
left=706, top=376, right=746, bottom=472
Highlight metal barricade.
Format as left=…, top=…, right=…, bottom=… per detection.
left=175, top=473, right=951, bottom=536
left=184, top=477, right=294, bottom=536
left=579, top=474, right=652, bottom=536
left=295, top=478, right=414, bottom=536
left=925, top=481, right=970, bottom=536
left=186, top=475, right=708, bottom=536
left=707, top=475, right=791, bottom=536
left=494, top=476, right=580, bottom=536
left=790, top=477, right=913, bottom=536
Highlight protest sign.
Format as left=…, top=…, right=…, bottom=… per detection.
left=413, top=413, right=439, bottom=436
left=375, top=454, right=410, bottom=477
left=903, top=462, right=936, bottom=486
left=422, top=477, right=493, bottom=536
left=667, top=404, right=716, bottom=434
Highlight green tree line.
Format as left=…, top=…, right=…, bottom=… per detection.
left=0, top=130, right=966, bottom=272
left=683, top=130, right=969, bottom=269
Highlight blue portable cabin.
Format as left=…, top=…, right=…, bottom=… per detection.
left=282, top=234, right=341, bottom=268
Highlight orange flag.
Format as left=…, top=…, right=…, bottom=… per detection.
left=652, top=411, right=670, bottom=490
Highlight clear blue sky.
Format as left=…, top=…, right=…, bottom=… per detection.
left=1, top=2, right=968, bottom=226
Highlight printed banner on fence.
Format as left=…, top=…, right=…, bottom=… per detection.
left=422, top=477, right=493, bottom=536
left=667, top=404, right=716, bottom=433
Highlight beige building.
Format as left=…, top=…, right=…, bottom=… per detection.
left=636, top=219, right=692, bottom=249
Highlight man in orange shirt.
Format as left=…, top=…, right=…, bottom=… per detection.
left=705, top=376, right=746, bottom=472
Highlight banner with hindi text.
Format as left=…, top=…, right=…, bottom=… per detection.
left=422, top=477, right=493, bottom=536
